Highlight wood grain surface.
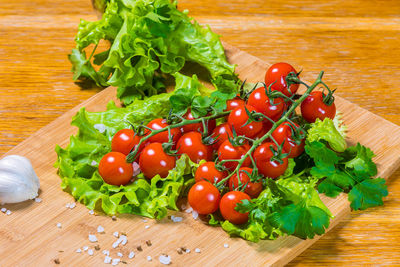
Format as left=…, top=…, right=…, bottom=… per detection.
left=1, top=0, right=400, bottom=265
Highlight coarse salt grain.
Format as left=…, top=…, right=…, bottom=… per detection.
left=145, top=225, right=150, bottom=229
left=111, top=258, right=120, bottom=266
left=97, top=225, right=104, bottom=233
left=185, top=249, right=190, bottom=253
left=147, top=256, right=152, bottom=261
left=117, top=252, right=123, bottom=257
left=83, top=246, right=89, bottom=251
left=88, top=249, right=94, bottom=256
left=6, top=210, right=11, bottom=215
left=224, top=243, right=229, bottom=248
left=1, top=208, right=6, bottom=213
left=89, top=210, right=95, bottom=215
left=76, top=248, right=82, bottom=253
left=89, top=234, right=98, bottom=242
left=195, top=248, right=201, bottom=253
left=128, top=251, right=135, bottom=259
left=120, top=235, right=127, bottom=245
left=185, top=207, right=193, bottom=213
left=113, top=231, right=119, bottom=238
left=56, top=223, right=62, bottom=228
left=102, top=250, right=110, bottom=256
left=104, top=256, right=112, bottom=264
left=159, top=255, right=171, bottom=265
left=65, top=203, right=70, bottom=208
left=170, top=215, right=182, bottom=223
left=192, top=210, right=199, bottom=220
left=142, top=219, right=148, bottom=223
left=69, top=202, right=76, bottom=209
left=94, top=124, right=106, bottom=133
left=34, top=198, right=42, bottom=203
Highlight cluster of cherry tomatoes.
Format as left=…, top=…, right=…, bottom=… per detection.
left=98, top=62, right=337, bottom=225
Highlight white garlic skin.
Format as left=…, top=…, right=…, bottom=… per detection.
left=0, top=155, right=40, bottom=204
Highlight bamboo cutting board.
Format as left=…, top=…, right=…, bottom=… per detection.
left=1, top=44, right=400, bottom=267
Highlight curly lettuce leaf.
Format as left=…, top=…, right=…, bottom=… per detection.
left=71, top=0, right=237, bottom=104
left=55, top=93, right=200, bottom=218
left=307, top=118, right=347, bottom=152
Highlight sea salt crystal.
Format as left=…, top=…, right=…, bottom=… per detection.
left=56, top=223, right=62, bottom=228
left=192, top=211, right=199, bottom=220
left=145, top=225, right=150, bottom=229
left=112, top=258, right=120, bottom=266
left=159, top=255, right=171, bottom=265
left=113, top=232, right=119, bottom=238
left=97, top=225, right=104, bottom=233
left=128, top=251, right=135, bottom=259
left=83, top=246, right=89, bottom=251
left=195, top=248, right=201, bottom=253
left=1, top=208, right=6, bottom=213
left=170, top=215, right=182, bottom=223
left=102, top=250, right=110, bottom=256
left=117, top=252, right=123, bottom=257
left=65, top=203, right=70, bottom=208
left=88, top=249, right=94, bottom=256
left=224, top=243, right=229, bottom=248
left=34, top=198, right=42, bottom=203
left=76, top=248, right=82, bottom=253
left=147, top=256, right=152, bottom=262
left=89, top=210, right=95, bottom=215
left=69, top=202, right=76, bottom=209
left=142, top=219, right=148, bottom=223
left=185, top=207, right=193, bottom=213
left=94, top=124, right=106, bottom=133
left=6, top=210, right=11, bottom=215
left=89, top=234, right=98, bottom=242
left=104, top=256, right=112, bottom=264
left=120, top=235, right=127, bottom=245
left=185, top=249, right=190, bottom=253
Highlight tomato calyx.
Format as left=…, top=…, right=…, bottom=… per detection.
left=267, top=141, right=289, bottom=165
left=284, top=71, right=302, bottom=96
left=226, top=126, right=251, bottom=147
left=322, top=87, right=336, bottom=106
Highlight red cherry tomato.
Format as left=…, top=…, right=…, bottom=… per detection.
left=139, top=142, right=176, bottom=179
left=195, top=161, right=228, bottom=184
left=99, top=152, right=133, bottom=186
left=210, top=123, right=233, bottom=151
left=253, top=142, right=288, bottom=179
left=271, top=122, right=305, bottom=158
left=253, top=121, right=273, bottom=140
left=111, top=129, right=143, bottom=156
left=188, top=181, right=221, bottom=215
left=145, top=118, right=181, bottom=145
left=177, top=132, right=213, bottom=163
left=217, top=140, right=251, bottom=171
left=247, top=87, right=286, bottom=121
left=265, top=62, right=299, bottom=97
left=227, top=104, right=263, bottom=138
left=300, top=91, right=336, bottom=123
left=225, top=97, right=245, bottom=112
left=181, top=109, right=216, bottom=134
left=229, top=167, right=263, bottom=198
left=219, top=191, right=251, bottom=224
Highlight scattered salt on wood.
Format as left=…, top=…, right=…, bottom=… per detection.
left=89, top=234, right=98, bottom=243
left=6, top=210, right=11, bottom=215
left=88, top=249, right=94, bottom=256
left=147, top=256, right=152, bottom=261
left=192, top=211, right=199, bottom=220
left=128, top=251, right=135, bottom=259
left=224, top=243, right=229, bottom=248
left=34, top=198, right=42, bottom=203
left=88, top=210, right=95, bottom=215
left=69, top=202, right=76, bottom=209
left=113, top=232, right=119, bottom=238
left=1, top=208, right=6, bottom=213
left=159, top=254, right=171, bottom=265
left=185, top=207, right=193, bottom=213
left=97, top=225, right=104, bottom=233
left=117, top=252, right=123, bottom=257
left=102, top=250, right=110, bottom=256
left=104, top=256, right=112, bottom=264
left=56, top=223, right=62, bottom=228
left=195, top=248, right=201, bottom=253
left=75, top=248, right=82, bottom=253
left=83, top=246, right=89, bottom=251
left=111, top=258, right=120, bottom=266
left=145, top=225, right=150, bottom=229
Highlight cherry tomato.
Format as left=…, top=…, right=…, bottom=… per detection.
left=145, top=118, right=181, bottom=145
left=247, top=87, right=286, bottom=121
left=210, top=122, right=233, bottom=151
left=253, top=142, right=288, bottom=178
left=177, top=132, right=213, bottom=163
left=265, top=62, right=299, bottom=97
left=188, top=181, right=221, bottom=215
left=229, top=167, right=263, bottom=198
left=99, top=152, right=133, bottom=186
left=253, top=121, right=273, bottom=140
left=111, top=129, right=143, bottom=156
left=271, top=122, right=305, bottom=158
left=217, top=140, right=251, bottom=171
left=139, top=142, right=176, bottom=179
left=181, top=109, right=216, bottom=134
left=300, top=91, right=336, bottom=123
left=195, top=161, right=228, bottom=184
left=227, top=104, right=262, bottom=138
left=219, top=191, right=251, bottom=224
left=225, top=97, right=245, bottom=112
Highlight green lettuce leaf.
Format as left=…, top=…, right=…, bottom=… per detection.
left=70, top=0, right=237, bottom=105
left=307, top=118, right=347, bottom=152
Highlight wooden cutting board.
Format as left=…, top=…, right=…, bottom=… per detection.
left=1, top=43, right=400, bottom=267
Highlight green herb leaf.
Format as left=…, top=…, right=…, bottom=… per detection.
left=348, top=178, right=388, bottom=210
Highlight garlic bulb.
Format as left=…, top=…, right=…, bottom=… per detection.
left=0, top=155, right=40, bottom=204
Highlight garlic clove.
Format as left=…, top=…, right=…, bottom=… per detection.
left=0, top=155, right=40, bottom=204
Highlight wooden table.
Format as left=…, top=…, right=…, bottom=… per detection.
left=1, top=0, right=399, bottom=265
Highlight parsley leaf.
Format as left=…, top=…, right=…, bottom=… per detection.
left=348, top=178, right=388, bottom=210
